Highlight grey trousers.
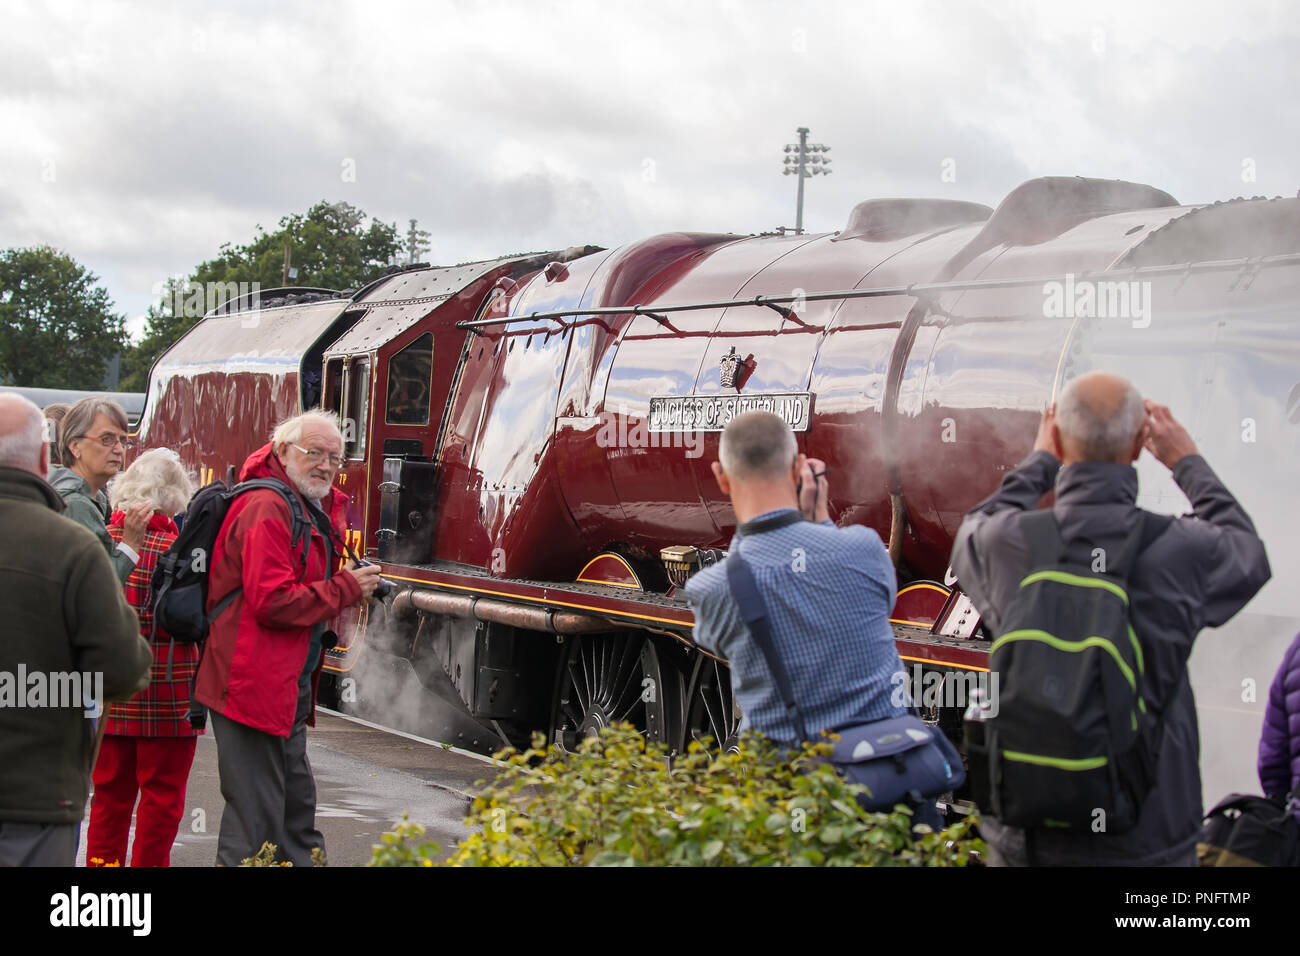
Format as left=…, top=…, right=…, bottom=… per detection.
left=0, top=821, right=78, bottom=867
left=210, top=674, right=325, bottom=867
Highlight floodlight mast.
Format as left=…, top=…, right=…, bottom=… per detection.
left=781, top=126, right=832, bottom=235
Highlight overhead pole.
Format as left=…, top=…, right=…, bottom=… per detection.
left=782, top=126, right=832, bottom=235
left=795, top=127, right=808, bottom=234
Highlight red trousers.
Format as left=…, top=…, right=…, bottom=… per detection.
left=87, top=735, right=198, bottom=867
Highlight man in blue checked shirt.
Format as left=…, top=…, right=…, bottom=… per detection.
left=685, top=411, right=909, bottom=750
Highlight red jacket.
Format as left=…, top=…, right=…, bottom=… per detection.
left=192, top=443, right=361, bottom=737
left=107, top=512, right=202, bottom=737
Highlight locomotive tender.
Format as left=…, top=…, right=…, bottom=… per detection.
left=134, top=176, right=1300, bottom=777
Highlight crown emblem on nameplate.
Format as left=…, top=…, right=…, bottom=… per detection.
left=719, top=347, right=741, bottom=389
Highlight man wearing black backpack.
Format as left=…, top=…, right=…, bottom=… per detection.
left=950, top=372, right=1271, bottom=865
left=192, top=410, right=381, bottom=866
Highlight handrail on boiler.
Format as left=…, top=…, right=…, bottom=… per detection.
left=455, top=253, right=1300, bottom=333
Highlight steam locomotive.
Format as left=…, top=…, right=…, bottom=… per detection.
left=133, top=176, right=1300, bottom=772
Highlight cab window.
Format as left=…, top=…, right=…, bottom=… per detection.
left=385, top=333, right=433, bottom=426
left=345, top=357, right=370, bottom=460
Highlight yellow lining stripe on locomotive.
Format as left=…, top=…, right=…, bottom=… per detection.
left=897, top=583, right=949, bottom=596
left=899, top=655, right=989, bottom=673
left=576, top=553, right=642, bottom=589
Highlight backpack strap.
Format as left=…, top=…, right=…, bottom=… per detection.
left=1086, top=511, right=1174, bottom=586
left=234, top=478, right=313, bottom=573
left=724, top=548, right=809, bottom=744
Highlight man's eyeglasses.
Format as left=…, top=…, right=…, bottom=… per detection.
left=78, top=433, right=133, bottom=450
left=292, top=445, right=345, bottom=468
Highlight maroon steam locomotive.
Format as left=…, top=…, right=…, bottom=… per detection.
left=133, top=176, right=1300, bottom=789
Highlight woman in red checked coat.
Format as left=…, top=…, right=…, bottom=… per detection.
left=86, top=449, right=198, bottom=867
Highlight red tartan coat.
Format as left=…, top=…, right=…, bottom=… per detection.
left=106, top=512, right=202, bottom=737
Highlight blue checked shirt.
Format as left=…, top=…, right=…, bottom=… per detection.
left=684, top=509, right=908, bottom=744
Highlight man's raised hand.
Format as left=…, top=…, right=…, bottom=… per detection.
left=1143, top=399, right=1199, bottom=470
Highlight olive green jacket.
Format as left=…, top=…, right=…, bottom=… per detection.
left=0, top=466, right=151, bottom=824
left=48, top=465, right=136, bottom=584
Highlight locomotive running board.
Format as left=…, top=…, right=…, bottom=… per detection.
left=368, top=562, right=989, bottom=672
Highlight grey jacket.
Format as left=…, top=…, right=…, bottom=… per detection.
left=48, top=465, right=135, bottom=584
left=950, top=451, right=1271, bottom=865
left=0, top=467, right=151, bottom=824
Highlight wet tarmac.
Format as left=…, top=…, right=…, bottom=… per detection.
left=76, top=709, right=499, bottom=867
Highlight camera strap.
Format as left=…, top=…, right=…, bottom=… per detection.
left=736, top=508, right=806, bottom=538
left=725, top=547, right=809, bottom=744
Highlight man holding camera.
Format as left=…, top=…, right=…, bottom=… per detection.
left=193, top=410, right=381, bottom=866
left=685, top=412, right=919, bottom=807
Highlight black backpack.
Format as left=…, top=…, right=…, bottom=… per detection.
left=151, top=478, right=312, bottom=652
left=965, top=509, right=1172, bottom=834
left=1199, top=791, right=1300, bottom=867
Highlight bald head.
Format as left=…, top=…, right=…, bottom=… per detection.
left=1055, top=372, right=1145, bottom=464
left=0, top=393, right=49, bottom=476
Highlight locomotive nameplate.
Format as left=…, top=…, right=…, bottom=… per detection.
left=648, top=392, right=812, bottom=433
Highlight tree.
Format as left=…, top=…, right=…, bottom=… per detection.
left=120, top=201, right=402, bottom=391
left=0, top=246, right=126, bottom=389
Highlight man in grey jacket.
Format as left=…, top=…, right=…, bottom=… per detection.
left=0, top=393, right=151, bottom=866
left=950, top=372, right=1271, bottom=866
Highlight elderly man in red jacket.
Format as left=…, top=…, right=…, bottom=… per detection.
left=194, top=410, right=381, bottom=866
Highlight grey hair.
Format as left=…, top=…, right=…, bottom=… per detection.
left=271, top=408, right=342, bottom=448
left=59, top=397, right=130, bottom=465
left=108, top=448, right=197, bottom=516
left=718, top=411, right=798, bottom=481
left=1055, top=376, right=1145, bottom=461
left=0, top=393, right=47, bottom=469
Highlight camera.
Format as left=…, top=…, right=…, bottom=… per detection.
left=354, top=558, right=395, bottom=600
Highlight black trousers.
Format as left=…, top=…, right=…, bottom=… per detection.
left=210, top=668, right=324, bottom=867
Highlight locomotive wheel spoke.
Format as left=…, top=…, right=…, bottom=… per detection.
left=683, top=655, right=740, bottom=755
left=550, top=633, right=651, bottom=752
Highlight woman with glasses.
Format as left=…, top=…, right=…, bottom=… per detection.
left=86, top=448, right=200, bottom=867
left=48, top=398, right=153, bottom=584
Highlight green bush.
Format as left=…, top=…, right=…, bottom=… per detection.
left=397, top=722, right=983, bottom=867
left=365, top=813, right=441, bottom=867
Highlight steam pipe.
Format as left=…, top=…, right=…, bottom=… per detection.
left=391, top=588, right=617, bottom=634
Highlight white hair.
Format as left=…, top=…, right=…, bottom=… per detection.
left=272, top=408, right=343, bottom=448
left=0, top=393, right=46, bottom=470
left=109, top=448, right=197, bottom=516
left=1056, top=376, right=1146, bottom=461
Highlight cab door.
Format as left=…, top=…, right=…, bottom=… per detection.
left=336, top=355, right=372, bottom=555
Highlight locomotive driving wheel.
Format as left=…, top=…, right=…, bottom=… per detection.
left=550, top=633, right=678, bottom=752
left=681, top=653, right=740, bottom=754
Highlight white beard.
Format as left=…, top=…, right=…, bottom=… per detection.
left=284, top=457, right=331, bottom=502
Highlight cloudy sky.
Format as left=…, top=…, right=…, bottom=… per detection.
left=2, top=0, right=1297, bottom=335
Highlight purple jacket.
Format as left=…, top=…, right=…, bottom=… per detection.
left=1258, top=632, right=1300, bottom=800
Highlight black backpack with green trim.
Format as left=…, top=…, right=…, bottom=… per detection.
left=965, top=509, right=1173, bottom=834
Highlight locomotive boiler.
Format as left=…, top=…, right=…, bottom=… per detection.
left=134, top=176, right=1300, bottom=799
